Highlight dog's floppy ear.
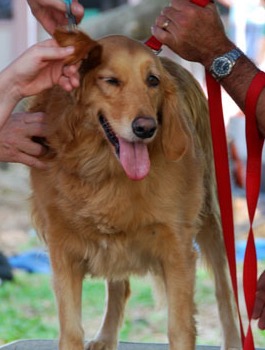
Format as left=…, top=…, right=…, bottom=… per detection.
left=160, top=73, right=190, bottom=161
left=54, top=28, right=102, bottom=67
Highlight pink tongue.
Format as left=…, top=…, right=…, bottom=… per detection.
left=118, top=138, right=150, bottom=180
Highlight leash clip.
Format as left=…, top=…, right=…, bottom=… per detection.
left=152, top=48, right=162, bottom=56
left=144, top=36, right=162, bottom=55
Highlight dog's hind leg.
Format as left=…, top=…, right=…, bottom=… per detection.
left=196, top=213, right=242, bottom=350
left=87, top=279, right=130, bottom=350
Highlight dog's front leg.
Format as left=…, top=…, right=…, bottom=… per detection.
left=50, top=249, right=85, bottom=350
left=87, top=279, right=130, bottom=350
left=161, top=232, right=197, bottom=350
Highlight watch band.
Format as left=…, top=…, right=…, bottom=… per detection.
left=210, top=48, right=243, bottom=81
left=225, top=48, right=242, bottom=61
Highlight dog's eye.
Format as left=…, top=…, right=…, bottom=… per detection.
left=104, top=77, right=120, bottom=86
left=147, top=74, right=160, bottom=87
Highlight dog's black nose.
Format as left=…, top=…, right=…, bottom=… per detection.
left=132, top=117, right=157, bottom=139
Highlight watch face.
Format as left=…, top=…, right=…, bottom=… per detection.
left=212, top=56, right=233, bottom=78
left=210, top=48, right=242, bottom=80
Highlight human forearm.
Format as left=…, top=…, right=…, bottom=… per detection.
left=214, top=55, right=265, bottom=137
left=0, top=66, right=22, bottom=130
left=191, top=35, right=265, bottom=136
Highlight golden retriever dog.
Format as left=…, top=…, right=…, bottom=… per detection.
left=29, top=29, right=241, bottom=350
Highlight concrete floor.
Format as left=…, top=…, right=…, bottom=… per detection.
left=0, top=340, right=264, bottom=350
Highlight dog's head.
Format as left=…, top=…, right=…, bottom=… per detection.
left=53, top=29, right=195, bottom=180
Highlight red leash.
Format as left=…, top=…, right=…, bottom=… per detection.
left=243, top=71, right=265, bottom=349
left=145, top=1, right=265, bottom=349
left=205, top=71, right=245, bottom=345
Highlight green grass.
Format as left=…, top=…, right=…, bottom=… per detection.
left=0, top=273, right=57, bottom=343
left=0, top=264, right=265, bottom=347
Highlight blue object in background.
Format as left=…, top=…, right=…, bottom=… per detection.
left=6, top=238, right=265, bottom=274
left=236, top=238, right=265, bottom=262
left=8, top=250, right=50, bottom=274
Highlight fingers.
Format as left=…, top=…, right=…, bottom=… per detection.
left=153, top=0, right=216, bottom=36
left=58, top=64, right=80, bottom=91
left=14, top=113, right=49, bottom=156
left=28, top=41, right=80, bottom=91
left=28, top=0, right=84, bottom=34
left=253, top=289, right=265, bottom=330
left=253, top=290, right=265, bottom=319
left=0, top=135, right=48, bottom=168
left=22, top=112, right=49, bottom=137
left=34, top=40, right=75, bottom=61
left=13, top=152, right=48, bottom=169
left=19, top=112, right=50, bottom=168
left=19, top=138, right=48, bottom=157
left=71, top=1, right=85, bottom=24
left=33, top=40, right=81, bottom=88
left=23, top=111, right=47, bottom=126
left=152, top=0, right=221, bottom=64
left=257, top=270, right=265, bottom=289
left=0, top=112, right=49, bottom=168
left=154, top=4, right=190, bottom=34
left=151, top=25, right=172, bottom=48
left=151, top=10, right=178, bottom=50
left=258, top=308, right=265, bottom=330
left=15, top=39, right=80, bottom=95
left=36, top=0, right=66, bottom=12
left=152, top=5, right=184, bottom=47
left=252, top=271, right=265, bottom=330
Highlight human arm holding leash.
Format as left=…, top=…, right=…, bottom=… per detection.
left=0, top=39, right=79, bottom=168
left=152, top=0, right=265, bottom=137
left=152, top=0, right=265, bottom=330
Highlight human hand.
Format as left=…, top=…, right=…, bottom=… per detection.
left=0, top=38, right=80, bottom=132
left=27, top=0, right=84, bottom=35
left=151, top=0, right=234, bottom=69
left=0, top=112, right=49, bottom=169
left=253, top=270, right=265, bottom=330
left=8, top=39, right=80, bottom=100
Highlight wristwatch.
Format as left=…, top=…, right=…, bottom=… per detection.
left=209, top=48, right=243, bottom=81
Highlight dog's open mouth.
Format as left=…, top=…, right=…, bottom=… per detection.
left=99, top=115, right=150, bottom=181
left=99, top=115, right=120, bottom=155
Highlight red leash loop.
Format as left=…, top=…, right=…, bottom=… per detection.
left=243, top=71, right=265, bottom=349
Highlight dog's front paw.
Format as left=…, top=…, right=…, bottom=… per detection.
left=86, top=339, right=117, bottom=350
